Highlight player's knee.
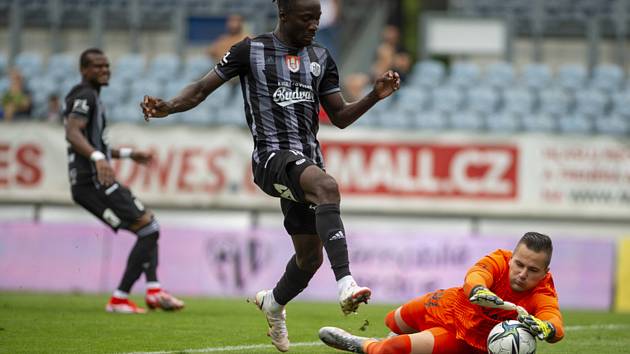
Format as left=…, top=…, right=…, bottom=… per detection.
left=312, top=175, right=340, bottom=203
left=133, top=215, right=160, bottom=239
left=296, top=250, right=323, bottom=273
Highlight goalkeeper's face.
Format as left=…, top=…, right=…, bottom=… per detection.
left=508, top=244, right=550, bottom=292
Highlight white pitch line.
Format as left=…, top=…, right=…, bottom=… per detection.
left=124, top=341, right=323, bottom=354
left=124, top=324, right=630, bottom=354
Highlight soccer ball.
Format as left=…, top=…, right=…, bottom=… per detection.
left=487, top=320, right=537, bottom=354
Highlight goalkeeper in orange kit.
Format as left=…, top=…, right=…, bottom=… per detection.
left=319, top=232, right=564, bottom=354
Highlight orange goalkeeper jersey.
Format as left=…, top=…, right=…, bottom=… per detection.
left=422, top=249, right=564, bottom=351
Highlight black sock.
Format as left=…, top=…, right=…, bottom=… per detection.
left=315, top=203, right=351, bottom=281
left=143, top=232, right=159, bottom=282
left=117, top=233, right=159, bottom=293
left=272, top=255, right=317, bottom=305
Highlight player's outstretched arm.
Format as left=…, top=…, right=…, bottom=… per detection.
left=112, top=148, right=153, bottom=165
left=321, top=70, right=400, bottom=129
left=469, top=285, right=505, bottom=307
left=65, top=115, right=115, bottom=186
left=141, top=70, right=225, bottom=121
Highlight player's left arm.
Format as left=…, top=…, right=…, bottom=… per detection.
left=321, top=70, right=400, bottom=129
left=111, top=148, right=153, bottom=165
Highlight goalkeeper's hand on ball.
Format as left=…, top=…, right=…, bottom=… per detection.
left=518, top=314, right=556, bottom=340
left=469, top=285, right=504, bottom=307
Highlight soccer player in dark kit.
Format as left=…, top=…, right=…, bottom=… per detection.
left=141, top=0, right=400, bottom=350
left=65, top=48, right=184, bottom=314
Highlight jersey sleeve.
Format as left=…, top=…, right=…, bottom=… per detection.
left=529, top=278, right=564, bottom=342
left=319, top=50, right=341, bottom=96
left=463, top=249, right=509, bottom=297
left=64, top=89, right=95, bottom=121
left=213, top=37, right=250, bottom=81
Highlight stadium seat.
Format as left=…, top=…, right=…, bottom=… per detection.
left=539, top=88, right=571, bottom=116
left=574, top=89, right=607, bottom=117
left=447, top=62, right=481, bottom=88
left=432, top=86, right=463, bottom=114
left=522, top=113, right=556, bottom=133
left=521, top=63, right=552, bottom=90
left=501, top=88, right=534, bottom=115
left=467, top=87, right=499, bottom=115
left=0, top=52, right=7, bottom=76
left=484, top=62, right=515, bottom=88
left=393, top=87, right=429, bottom=113
left=412, top=110, right=447, bottom=131
left=611, top=91, right=630, bottom=117
left=46, top=52, right=76, bottom=81
left=450, top=111, right=484, bottom=131
left=147, top=53, right=181, bottom=82
left=115, top=54, right=146, bottom=82
left=594, top=115, right=629, bottom=135
left=590, top=64, right=624, bottom=92
left=183, top=55, right=214, bottom=81
left=557, top=64, right=587, bottom=91
left=485, top=113, right=521, bottom=133
left=14, top=51, right=44, bottom=80
left=180, top=104, right=213, bottom=125
left=409, top=60, right=445, bottom=88
left=129, top=79, right=164, bottom=106
left=557, top=114, right=593, bottom=134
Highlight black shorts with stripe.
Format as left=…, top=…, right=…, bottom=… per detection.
left=253, top=150, right=318, bottom=236
left=71, top=181, right=146, bottom=232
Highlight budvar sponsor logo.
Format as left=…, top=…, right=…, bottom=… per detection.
left=322, top=142, right=518, bottom=198
left=273, top=86, right=314, bottom=107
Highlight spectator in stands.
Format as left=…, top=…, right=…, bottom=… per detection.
left=371, top=25, right=404, bottom=81
left=343, top=73, right=370, bottom=101
left=319, top=232, right=564, bottom=354
left=1, top=68, right=32, bottom=122
left=207, top=14, right=250, bottom=63
left=45, top=94, right=62, bottom=123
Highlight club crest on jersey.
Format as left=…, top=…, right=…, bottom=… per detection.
left=310, top=62, right=321, bottom=77
left=285, top=55, right=301, bottom=73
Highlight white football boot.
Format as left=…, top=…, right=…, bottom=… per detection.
left=253, top=290, right=289, bottom=352
left=338, top=278, right=372, bottom=315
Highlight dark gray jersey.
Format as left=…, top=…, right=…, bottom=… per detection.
left=64, top=82, right=109, bottom=186
left=214, top=33, right=341, bottom=168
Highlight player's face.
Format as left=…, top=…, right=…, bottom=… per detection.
left=283, top=0, right=321, bottom=47
left=81, top=53, right=110, bottom=87
left=508, top=244, right=549, bottom=292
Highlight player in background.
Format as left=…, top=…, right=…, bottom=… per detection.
left=319, top=232, right=564, bottom=354
left=141, top=0, right=400, bottom=350
left=64, top=48, right=184, bottom=314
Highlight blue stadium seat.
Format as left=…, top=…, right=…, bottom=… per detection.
left=501, top=88, right=533, bottom=115
left=409, top=60, right=445, bottom=88
left=180, top=104, right=213, bottom=125
left=611, top=91, right=630, bottom=117
left=14, top=51, right=44, bottom=80
left=412, top=110, right=447, bottom=131
left=447, top=62, right=481, bottom=88
left=539, top=88, right=571, bottom=116
left=590, top=64, right=624, bottom=92
left=594, top=115, right=629, bottom=136
left=183, top=55, right=214, bottom=81
left=450, top=111, right=484, bottom=131
left=47, top=53, right=75, bottom=81
left=115, top=54, right=146, bottom=82
left=484, top=62, right=515, bottom=88
left=557, top=64, right=587, bottom=91
left=574, top=89, right=607, bottom=117
left=147, top=53, right=180, bottom=82
left=485, top=113, right=521, bottom=133
left=522, top=114, right=556, bottom=133
left=557, top=114, right=593, bottom=134
left=432, top=86, right=463, bottom=114
left=0, top=52, right=7, bottom=76
left=467, top=87, right=498, bottom=115
left=393, top=88, right=429, bottom=113
left=129, top=79, right=164, bottom=105
left=521, top=63, right=551, bottom=90
left=110, top=103, right=144, bottom=124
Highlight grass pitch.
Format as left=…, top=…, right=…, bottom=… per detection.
left=1, top=292, right=629, bottom=353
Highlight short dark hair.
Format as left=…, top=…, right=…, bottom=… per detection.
left=80, top=48, right=104, bottom=69
left=516, top=232, right=553, bottom=267
left=273, top=0, right=294, bottom=12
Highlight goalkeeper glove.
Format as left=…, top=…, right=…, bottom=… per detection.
left=469, top=285, right=504, bottom=307
left=518, top=314, right=556, bottom=341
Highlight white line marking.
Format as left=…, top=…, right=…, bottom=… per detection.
left=124, top=324, right=630, bottom=354
left=124, top=341, right=323, bottom=354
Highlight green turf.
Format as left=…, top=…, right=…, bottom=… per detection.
left=0, top=292, right=629, bottom=353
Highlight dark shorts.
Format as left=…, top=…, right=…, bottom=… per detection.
left=71, top=181, right=146, bottom=232
left=253, top=150, right=318, bottom=235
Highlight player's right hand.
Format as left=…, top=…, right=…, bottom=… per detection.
left=469, top=285, right=504, bottom=307
left=141, top=95, right=171, bottom=121
left=95, top=159, right=115, bottom=186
